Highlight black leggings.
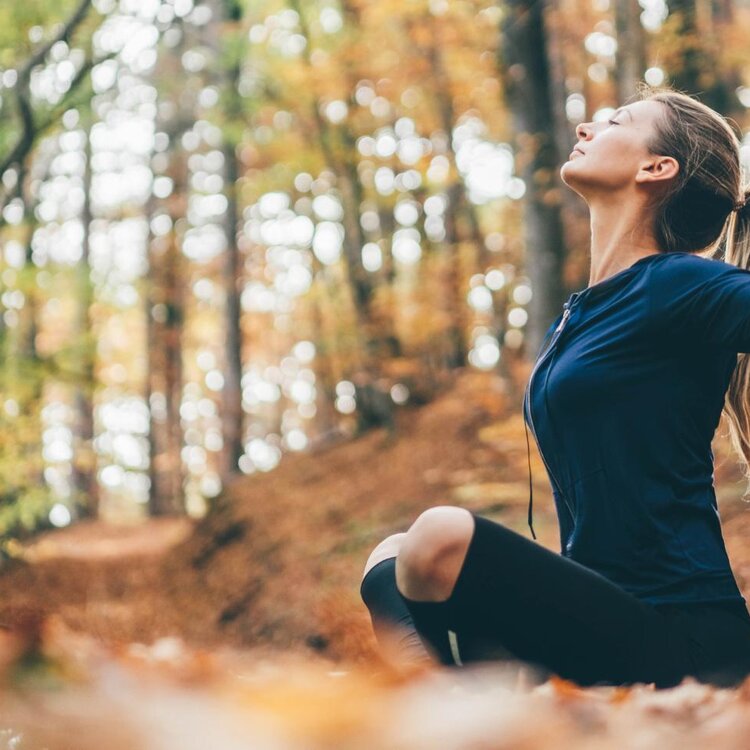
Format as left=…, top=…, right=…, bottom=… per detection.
left=360, top=512, right=750, bottom=688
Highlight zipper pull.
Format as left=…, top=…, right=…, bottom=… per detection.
left=554, top=306, right=571, bottom=333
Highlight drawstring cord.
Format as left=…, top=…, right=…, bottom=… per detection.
left=524, top=415, right=537, bottom=540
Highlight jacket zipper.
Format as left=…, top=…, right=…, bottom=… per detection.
left=524, top=295, right=579, bottom=517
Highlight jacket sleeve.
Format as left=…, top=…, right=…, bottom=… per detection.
left=647, top=254, right=750, bottom=353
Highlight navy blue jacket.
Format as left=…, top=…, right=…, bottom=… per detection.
left=523, top=251, right=750, bottom=605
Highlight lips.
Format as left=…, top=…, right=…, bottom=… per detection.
left=569, top=146, right=585, bottom=158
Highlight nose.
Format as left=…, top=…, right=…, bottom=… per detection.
left=575, top=121, right=593, bottom=142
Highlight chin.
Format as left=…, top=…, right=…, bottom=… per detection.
left=558, top=166, right=588, bottom=199
left=559, top=161, right=578, bottom=187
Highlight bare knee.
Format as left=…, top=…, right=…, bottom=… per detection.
left=362, top=532, right=407, bottom=581
left=395, top=506, right=474, bottom=603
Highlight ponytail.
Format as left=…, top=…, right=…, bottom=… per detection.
left=722, top=187, right=750, bottom=500
left=638, top=85, right=750, bottom=501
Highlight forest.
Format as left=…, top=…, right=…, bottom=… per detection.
left=2, top=0, right=750, bottom=747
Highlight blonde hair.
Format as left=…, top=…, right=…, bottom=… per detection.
left=723, top=233, right=750, bottom=501
left=636, top=85, right=750, bottom=498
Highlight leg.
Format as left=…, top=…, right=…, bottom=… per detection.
left=395, top=506, right=474, bottom=602
left=395, top=508, right=695, bottom=687
left=362, top=533, right=407, bottom=581
left=360, top=534, right=433, bottom=665
left=394, top=507, right=519, bottom=668
left=654, top=600, right=750, bottom=687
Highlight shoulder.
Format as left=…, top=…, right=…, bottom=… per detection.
left=646, top=251, right=750, bottom=290
left=645, top=250, right=750, bottom=330
left=644, top=251, right=750, bottom=351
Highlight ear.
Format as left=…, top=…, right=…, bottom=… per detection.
left=635, top=155, right=679, bottom=185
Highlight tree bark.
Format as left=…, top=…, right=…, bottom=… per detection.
left=146, top=115, right=189, bottom=515
left=198, top=0, right=247, bottom=486
left=72, top=121, right=99, bottom=518
left=497, top=0, right=568, bottom=359
left=220, top=136, right=245, bottom=480
left=542, top=1, right=590, bottom=293
left=614, top=0, right=646, bottom=104
left=146, top=222, right=187, bottom=517
left=291, top=0, right=399, bottom=366
left=666, top=0, right=737, bottom=115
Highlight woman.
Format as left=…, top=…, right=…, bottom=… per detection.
left=359, top=87, right=750, bottom=689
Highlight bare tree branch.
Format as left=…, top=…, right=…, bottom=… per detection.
left=37, top=51, right=115, bottom=133
left=0, top=0, right=97, bottom=207
left=0, top=50, right=113, bottom=223
left=16, top=0, right=93, bottom=85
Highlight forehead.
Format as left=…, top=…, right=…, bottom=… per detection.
left=617, top=99, right=663, bottom=124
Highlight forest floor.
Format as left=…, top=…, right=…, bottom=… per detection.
left=0, top=367, right=556, bottom=662
left=3, top=367, right=750, bottom=748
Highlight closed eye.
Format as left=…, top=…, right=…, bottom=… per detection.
left=608, top=119, right=619, bottom=125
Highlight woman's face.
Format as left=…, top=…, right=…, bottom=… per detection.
left=560, top=99, right=674, bottom=200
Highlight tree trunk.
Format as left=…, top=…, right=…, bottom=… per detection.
left=198, top=0, right=247, bottom=485
left=291, top=0, right=399, bottom=367
left=614, top=0, right=646, bottom=104
left=72, top=121, right=99, bottom=517
left=666, top=0, right=737, bottom=115
left=145, top=114, right=189, bottom=517
left=307, top=264, right=340, bottom=440
left=220, top=137, right=244, bottom=482
left=441, top=181, right=469, bottom=367
left=542, top=1, right=590, bottom=292
left=401, top=14, right=492, bottom=367
left=146, top=223, right=186, bottom=517
left=497, top=0, right=568, bottom=359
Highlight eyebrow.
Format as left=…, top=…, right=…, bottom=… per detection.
left=613, top=108, right=634, bottom=122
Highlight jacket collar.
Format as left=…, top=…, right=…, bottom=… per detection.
left=574, top=251, right=669, bottom=303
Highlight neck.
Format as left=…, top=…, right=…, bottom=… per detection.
left=588, top=198, right=661, bottom=286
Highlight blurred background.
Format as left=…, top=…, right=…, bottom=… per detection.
left=1, top=0, right=750, bottom=663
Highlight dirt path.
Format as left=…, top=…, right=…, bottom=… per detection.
left=19, top=517, right=195, bottom=562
